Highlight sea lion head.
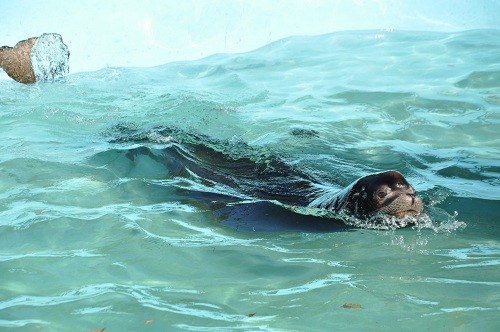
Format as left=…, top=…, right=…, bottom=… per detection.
left=345, top=170, right=423, bottom=217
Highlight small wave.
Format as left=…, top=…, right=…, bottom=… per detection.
left=430, top=244, right=500, bottom=270
left=281, top=257, right=346, bottom=267
left=442, top=259, right=500, bottom=269
left=423, top=306, right=500, bottom=317
left=0, top=200, right=195, bottom=229
left=249, top=273, right=355, bottom=296
left=455, top=70, right=500, bottom=89
left=418, top=277, right=500, bottom=287
left=174, top=323, right=282, bottom=332
left=125, top=218, right=258, bottom=248
left=404, top=295, right=439, bottom=306
left=0, top=319, right=48, bottom=328
left=432, top=244, right=500, bottom=260
left=0, top=249, right=102, bottom=262
left=0, top=283, right=253, bottom=322
left=72, top=305, right=119, bottom=315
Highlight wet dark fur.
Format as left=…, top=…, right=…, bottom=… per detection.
left=106, top=125, right=422, bottom=224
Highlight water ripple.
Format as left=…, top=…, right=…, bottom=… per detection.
left=418, top=277, right=500, bottom=287
left=423, top=306, right=500, bottom=317
left=0, top=249, right=102, bottom=262
left=0, top=29, right=499, bottom=331
left=0, top=319, right=48, bottom=328
left=0, top=283, right=257, bottom=323
left=249, top=273, right=355, bottom=296
left=126, top=218, right=258, bottom=248
left=0, top=201, right=195, bottom=229
left=431, top=244, right=500, bottom=269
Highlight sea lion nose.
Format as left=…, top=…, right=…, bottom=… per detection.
left=406, top=190, right=416, bottom=204
left=406, top=186, right=416, bottom=195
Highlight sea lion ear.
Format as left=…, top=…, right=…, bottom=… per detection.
left=351, top=186, right=366, bottom=199
left=344, top=188, right=360, bottom=215
left=345, top=186, right=361, bottom=208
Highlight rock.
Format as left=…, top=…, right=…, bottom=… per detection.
left=0, top=37, right=37, bottom=83
left=0, top=33, right=69, bottom=83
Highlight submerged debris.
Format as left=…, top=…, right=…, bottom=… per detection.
left=342, top=303, right=362, bottom=309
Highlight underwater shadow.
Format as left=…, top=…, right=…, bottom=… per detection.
left=211, top=200, right=352, bottom=233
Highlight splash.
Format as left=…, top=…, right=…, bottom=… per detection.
left=425, top=208, right=467, bottom=233
left=326, top=187, right=469, bottom=231
left=339, top=212, right=426, bottom=231
left=30, top=33, right=70, bottom=81
left=328, top=209, right=466, bottom=232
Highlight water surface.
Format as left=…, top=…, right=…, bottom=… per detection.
left=0, top=29, right=499, bottom=331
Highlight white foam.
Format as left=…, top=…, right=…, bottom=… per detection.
left=30, top=33, right=69, bottom=81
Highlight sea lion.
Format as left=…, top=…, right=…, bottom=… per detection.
left=107, top=126, right=424, bottom=225
left=175, top=143, right=423, bottom=219
left=308, top=170, right=423, bottom=218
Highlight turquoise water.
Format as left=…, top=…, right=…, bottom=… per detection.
left=1, top=29, right=499, bottom=331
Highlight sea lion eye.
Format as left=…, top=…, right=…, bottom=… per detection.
left=377, top=191, right=387, bottom=199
